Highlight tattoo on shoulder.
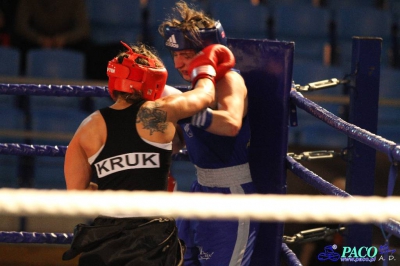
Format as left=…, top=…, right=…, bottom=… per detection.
left=137, top=103, right=168, bottom=135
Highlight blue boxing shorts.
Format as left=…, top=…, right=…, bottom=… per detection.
left=177, top=163, right=259, bottom=266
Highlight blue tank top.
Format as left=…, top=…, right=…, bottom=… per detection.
left=178, top=116, right=250, bottom=169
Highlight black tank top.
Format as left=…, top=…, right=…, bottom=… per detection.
left=91, top=101, right=172, bottom=191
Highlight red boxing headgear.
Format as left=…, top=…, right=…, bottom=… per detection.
left=107, top=41, right=168, bottom=101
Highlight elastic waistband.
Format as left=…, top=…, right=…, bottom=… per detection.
left=195, top=163, right=252, bottom=187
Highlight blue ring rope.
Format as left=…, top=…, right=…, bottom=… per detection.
left=0, top=143, right=66, bottom=157
left=290, top=90, right=400, bottom=162
left=0, top=231, right=73, bottom=244
left=286, top=155, right=400, bottom=238
left=0, top=83, right=109, bottom=97
left=281, top=243, right=302, bottom=266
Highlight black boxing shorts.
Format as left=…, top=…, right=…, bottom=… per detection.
left=62, top=216, right=185, bottom=266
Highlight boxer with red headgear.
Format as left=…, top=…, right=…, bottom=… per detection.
left=63, top=41, right=232, bottom=265
left=107, top=41, right=167, bottom=101
left=159, top=1, right=258, bottom=265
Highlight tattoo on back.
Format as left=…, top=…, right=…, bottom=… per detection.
left=137, top=104, right=168, bottom=135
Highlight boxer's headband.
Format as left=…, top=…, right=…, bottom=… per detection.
left=162, top=21, right=227, bottom=51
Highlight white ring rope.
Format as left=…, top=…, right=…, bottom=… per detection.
left=0, top=188, right=399, bottom=223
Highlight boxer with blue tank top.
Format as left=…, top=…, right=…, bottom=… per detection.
left=159, top=2, right=259, bottom=265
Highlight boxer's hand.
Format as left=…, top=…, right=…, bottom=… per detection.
left=189, top=44, right=235, bottom=87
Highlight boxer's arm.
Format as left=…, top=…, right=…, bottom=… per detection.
left=64, top=115, right=102, bottom=190
left=161, top=85, right=186, bottom=153
left=203, top=71, right=248, bottom=136
left=176, top=44, right=236, bottom=129
left=64, top=133, right=93, bottom=190
left=161, top=85, right=182, bottom=97
left=153, top=45, right=235, bottom=125
left=157, top=78, right=215, bottom=123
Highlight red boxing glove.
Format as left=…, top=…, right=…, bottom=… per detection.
left=189, top=44, right=235, bottom=87
left=167, top=173, right=177, bottom=192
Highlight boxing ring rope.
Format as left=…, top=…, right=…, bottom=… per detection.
left=0, top=80, right=399, bottom=263
left=0, top=231, right=73, bottom=244
left=1, top=188, right=400, bottom=222
left=286, top=37, right=399, bottom=266
left=0, top=83, right=109, bottom=97
left=0, top=143, right=66, bottom=157
left=290, top=90, right=400, bottom=162
left=287, top=155, right=400, bottom=238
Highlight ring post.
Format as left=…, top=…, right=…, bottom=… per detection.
left=345, top=37, right=382, bottom=265
left=229, top=39, right=294, bottom=265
